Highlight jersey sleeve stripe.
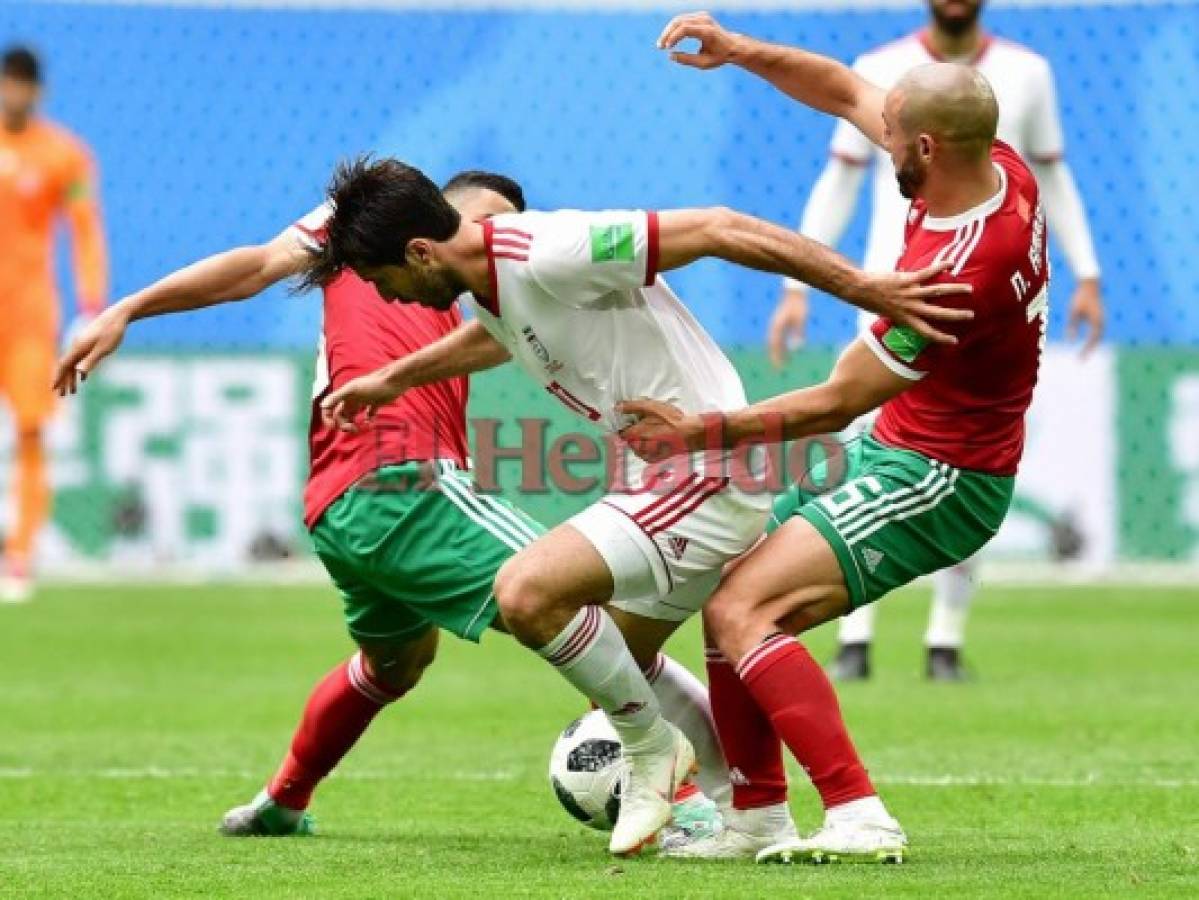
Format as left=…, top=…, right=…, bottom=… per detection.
left=492, top=251, right=529, bottom=262
left=645, top=210, right=660, bottom=286
left=863, top=328, right=926, bottom=381
left=492, top=226, right=533, bottom=240
left=492, top=236, right=530, bottom=250
left=831, top=150, right=871, bottom=167
left=288, top=223, right=324, bottom=252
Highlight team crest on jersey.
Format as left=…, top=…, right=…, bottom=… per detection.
left=522, top=326, right=563, bottom=374
left=590, top=223, right=635, bottom=263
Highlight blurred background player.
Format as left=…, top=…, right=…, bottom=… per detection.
left=0, top=45, right=108, bottom=602
left=765, top=0, right=1104, bottom=681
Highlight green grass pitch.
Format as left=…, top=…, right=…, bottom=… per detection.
left=1, top=582, right=1196, bottom=898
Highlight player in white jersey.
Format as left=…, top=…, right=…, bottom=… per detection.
left=312, top=156, right=970, bottom=855
left=767, top=0, right=1105, bottom=681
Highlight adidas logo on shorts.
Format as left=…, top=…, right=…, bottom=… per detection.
left=861, top=547, right=885, bottom=574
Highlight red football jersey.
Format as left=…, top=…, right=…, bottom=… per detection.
left=866, top=141, right=1048, bottom=476
left=292, top=207, right=470, bottom=528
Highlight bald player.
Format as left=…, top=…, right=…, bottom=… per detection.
left=629, top=15, right=1051, bottom=863
left=766, top=0, right=1103, bottom=682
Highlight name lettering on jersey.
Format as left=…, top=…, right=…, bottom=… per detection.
left=522, top=326, right=564, bottom=375
left=1028, top=202, right=1046, bottom=276
left=1010, top=270, right=1030, bottom=301
left=589, top=223, right=635, bottom=263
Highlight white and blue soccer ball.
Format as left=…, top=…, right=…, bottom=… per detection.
left=548, top=709, right=629, bottom=831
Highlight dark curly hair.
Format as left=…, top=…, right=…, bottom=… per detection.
left=298, top=156, right=461, bottom=292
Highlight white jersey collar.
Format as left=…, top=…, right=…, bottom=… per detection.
left=922, top=162, right=1007, bottom=232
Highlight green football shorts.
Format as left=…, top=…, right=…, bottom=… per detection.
left=769, top=435, right=1014, bottom=610
left=310, top=461, right=545, bottom=644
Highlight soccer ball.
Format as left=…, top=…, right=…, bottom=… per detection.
left=548, top=710, right=628, bottom=831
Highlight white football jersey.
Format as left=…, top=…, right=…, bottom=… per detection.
left=466, top=209, right=747, bottom=434
left=834, top=31, right=1067, bottom=275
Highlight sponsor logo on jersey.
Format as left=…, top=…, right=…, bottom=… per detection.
left=667, top=536, right=689, bottom=560
left=590, top=223, right=635, bottom=263
left=861, top=546, right=885, bottom=573
left=882, top=326, right=929, bottom=364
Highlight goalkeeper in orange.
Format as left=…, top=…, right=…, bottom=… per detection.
left=0, top=46, right=108, bottom=602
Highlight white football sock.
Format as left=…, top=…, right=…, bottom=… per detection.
left=838, top=604, right=876, bottom=645
left=925, top=560, right=978, bottom=649
left=644, top=653, right=731, bottom=808
left=539, top=606, right=667, bottom=751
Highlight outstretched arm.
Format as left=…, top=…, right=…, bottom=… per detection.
left=656, top=207, right=972, bottom=344
left=320, top=320, right=511, bottom=433
left=658, top=12, right=887, bottom=148
left=54, top=229, right=310, bottom=394
left=619, top=338, right=909, bottom=459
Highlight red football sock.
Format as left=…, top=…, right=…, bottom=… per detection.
left=267, top=652, right=404, bottom=810
left=705, top=647, right=788, bottom=810
left=737, top=634, right=875, bottom=810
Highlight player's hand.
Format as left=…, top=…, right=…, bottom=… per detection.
left=657, top=11, right=743, bottom=70
left=767, top=287, right=809, bottom=369
left=53, top=307, right=129, bottom=396
left=617, top=398, right=705, bottom=462
left=1066, top=277, right=1104, bottom=357
left=320, top=371, right=405, bottom=434
left=852, top=261, right=974, bottom=345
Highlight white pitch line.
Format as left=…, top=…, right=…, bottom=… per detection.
left=0, top=767, right=522, bottom=782
left=1, top=768, right=1196, bottom=788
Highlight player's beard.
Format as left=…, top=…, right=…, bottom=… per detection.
left=929, top=0, right=983, bottom=38
left=894, top=148, right=928, bottom=200
left=413, top=267, right=465, bottom=310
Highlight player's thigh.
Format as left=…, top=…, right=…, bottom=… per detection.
left=356, top=626, right=439, bottom=694
left=493, top=522, right=618, bottom=631
left=0, top=338, right=56, bottom=429
left=704, top=516, right=850, bottom=657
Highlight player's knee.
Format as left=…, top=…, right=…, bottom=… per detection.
left=704, top=588, right=766, bottom=662
left=493, top=558, right=555, bottom=644
left=360, top=629, right=438, bottom=695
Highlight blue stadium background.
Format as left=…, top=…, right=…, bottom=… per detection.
left=5, top=1, right=1198, bottom=351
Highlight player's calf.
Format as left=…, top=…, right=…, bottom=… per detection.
left=220, top=629, right=438, bottom=837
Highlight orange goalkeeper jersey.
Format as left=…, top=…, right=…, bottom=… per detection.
left=0, top=119, right=108, bottom=341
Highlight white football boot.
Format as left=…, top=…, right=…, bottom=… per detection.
left=219, top=789, right=315, bottom=837
left=662, top=803, right=798, bottom=860
left=756, top=803, right=907, bottom=865
left=609, top=721, right=696, bottom=856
